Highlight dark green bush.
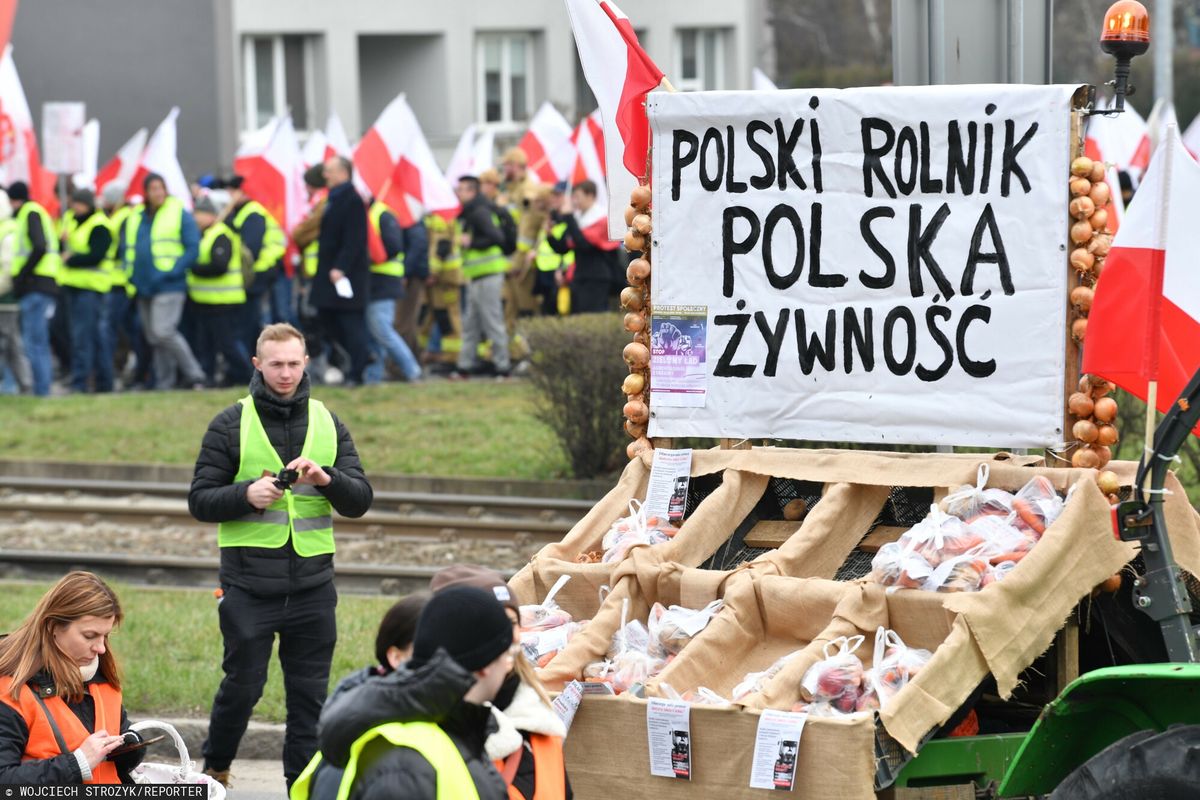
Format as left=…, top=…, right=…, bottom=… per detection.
left=522, top=313, right=629, bottom=479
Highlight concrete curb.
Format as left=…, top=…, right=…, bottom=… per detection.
left=137, top=717, right=285, bottom=764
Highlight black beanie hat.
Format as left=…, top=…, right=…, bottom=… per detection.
left=374, top=592, right=429, bottom=669
left=409, top=586, right=513, bottom=672
left=7, top=182, right=28, bottom=201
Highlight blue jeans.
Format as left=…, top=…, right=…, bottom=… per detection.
left=18, top=292, right=55, bottom=396
left=65, top=287, right=113, bottom=392
left=364, top=298, right=420, bottom=383
left=270, top=274, right=298, bottom=326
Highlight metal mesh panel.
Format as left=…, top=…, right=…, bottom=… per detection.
left=832, top=486, right=935, bottom=581
left=697, top=477, right=824, bottom=571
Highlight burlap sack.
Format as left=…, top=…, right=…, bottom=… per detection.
left=537, top=551, right=742, bottom=689
left=563, top=696, right=877, bottom=800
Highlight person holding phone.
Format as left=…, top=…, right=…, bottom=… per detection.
left=0, top=572, right=144, bottom=784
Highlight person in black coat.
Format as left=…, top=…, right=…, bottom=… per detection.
left=188, top=323, right=372, bottom=789
left=313, top=157, right=371, bottom=385
left=317, top=588, right=514, bottom=800
left=559, top=181, right=623, bottom=314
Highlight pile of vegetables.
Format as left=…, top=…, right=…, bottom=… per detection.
left=622, top=186, right=654, bottom=460
left=1067, top=155, right=1121, bottom=467
left=590, top=500, right=680, bottom=564
left=793, top=629, right=933, bottom=716
left=520, top=576, right=587, bottom=668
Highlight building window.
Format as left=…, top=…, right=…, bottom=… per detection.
left=675, top=28, right=727, bottom=92
left=243, top=34, right=317, bottom=131
left=478, top=33, right=533, bottom=126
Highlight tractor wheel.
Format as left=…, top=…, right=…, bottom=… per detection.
left=1050, top=725, right=1200, bottom=800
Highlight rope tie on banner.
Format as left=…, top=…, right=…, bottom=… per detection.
left=1156, top=453, right=1183, bottom=463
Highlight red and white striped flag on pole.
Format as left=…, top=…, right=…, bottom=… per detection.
left=565, top=0, right=665, bottom=239
left=125, top=107, right=191, bottom=209
left=570, top=110, right=608, bottom=209
left=444, top=124, right=495, bottom=186
left=302, top=128, right=329, bottom=168
left=96, top=128, right=148, bottom=197
left=0, top=46, right=58, bottom=214
left=518, top=102, right=576, bottom=184
left=1083, top=124, right=1200, bottom=434
left=233, top=114, right=307, bottom=233
left=354, top=93, right=460, bottom=226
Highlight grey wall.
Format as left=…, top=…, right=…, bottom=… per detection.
left=12, top=0, right=237, bottom=180
left=358, top=34, right=448, bottom=137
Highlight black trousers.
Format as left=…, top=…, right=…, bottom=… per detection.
left=317, top=308, right=369, bottom=385
left=194, top=305, right=253, bottom=386
left=202, top=581, right=337, bottom=786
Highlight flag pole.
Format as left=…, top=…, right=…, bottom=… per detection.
left=1145, top=381, right=1159, bottom=459
left=659, top=77, right=677, bottom=93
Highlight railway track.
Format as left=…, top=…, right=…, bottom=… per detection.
left=0, top=477, right=591, bottom=546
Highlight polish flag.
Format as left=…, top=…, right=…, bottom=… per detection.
left=302, top=128, right=330, bottom=168
left=95, top=127, right=148, bottom=195
left=72, top=118, right=100, bottom=190
left=233, top=114, right=308, bottom=233
left=0, top=47, right=58, bottom=214
left=444, top=124, right=495, bottom=186
left=1182, top=112, right=1200, bottom=160
left=752, top=67, right=778, bottom=91
left=1129, top=99, right=1177, bottom=175
left=307, top=112, right=371, bottom=199
left=126, top=107, right=191, bottom=209
left=0, top=1, right=16, bottom=58
left=1088, top=96, right=1149, bottom=177
left=1083, top=125, right=1200, bottom=433
left=1082, top=124, right=1126, bottom=235
left=353, top=93, right=459, bottom=226
left=565, top=0, right=665, bottom=239
left=570, top=110, right=608, bottom=209
left=518, top=102, right=576, bottom=184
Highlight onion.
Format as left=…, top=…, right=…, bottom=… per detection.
left=1070, top=285, right=1094, bottom=311
left=1068, top=392, right=1095, bottom=417
left=1070, top=220, right=1094, bottom=244
left=1091, top=378, right=1112, bottom=397
left=632, top=214, right=652, bottom=235
left=623, top=312, right=646, bottom=333
left=1072, top=317, right=1088, bottom=341
left=623, top=399, right=649, bottom=424
left=1093, top=396, right=1118, bottom=422
left=1079, top=375, right=1094, bottom=394
left=620, top=287, right=644, bottom=311
left=1089, top=161, right=1107, bottom=183
left=1099, top=573, right=1122, bottom=593
left=624, top=205, right=637, bottom=226
left=1069, top=177, right=1092, bottom=197
left=1088, top=234, right=1111, bottom=256
left=782, top=499, right=808, bottom=521
left=627, top=258, right=651, bottom=286
left=622, top=373, right=646, bottom=396
left=624, top=230, right=646, bottom=252
left=625, top=418, right=647, bottom=438
left=1097, top=470, right=1121, bottom=496
left=1070, top=248, right=1095, bottom=272
left=627, top=436, right=653, bottom=459
left=1073, top=419, right=1099, bottom=443
left=1095, top=444, right=1112, bottom=468
left=1072, top=447, right=1100, bottom=468
left=1089, top=208, right=1109, bottom=231
left=1089, top=181, right=1111, bottom=207
left=1070, top=156, right=1094, bottom=177
left=1070, top=196, right=1095, bottom=219
left=630, top=185, right=652, bottom=210
left=1097, top=424, right=1119, bottom=446
left=623, top=341, right=650, bottom=369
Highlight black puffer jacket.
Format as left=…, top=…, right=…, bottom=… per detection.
left=0, top=673, right=144, bottom=785
left=188, top=371, right=373, bottom=596
left=318, top=650, right=507, bottom=800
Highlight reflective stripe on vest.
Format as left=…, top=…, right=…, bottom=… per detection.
left=233, top=200, right=287, bottom=273
left=217, top=396, right=337, bottom=555
left=494, top=733, right=566, bottom=800
left=187, top=222, right=246, bottom=305
left=336, top=721, right=480, bottom=800
left=368, top=202, right=405, bottom=278
left=13, top=202, right=62, bottom=281
left=0, top=677, right=122, bottom=784
left=535, top=223, right=573, bottom=273
left=60, top=211, right=113, bottom=293
left=124, top=197, right=185, bottom=273
left=303, top=241, right=319, bottom=279
left=461, top=213, right=509, bottom=280
left=104, top=206, right=132, bottom=288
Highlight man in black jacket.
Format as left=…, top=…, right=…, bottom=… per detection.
left=188, top=322, right=372, bottom=788
left=314, top=157, right=370, bottom=385
left=316, top=586, right=513, bottom=800
left=187, top=196, right=251, bottom=386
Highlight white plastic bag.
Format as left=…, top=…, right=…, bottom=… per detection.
left=800, top=636, right=866, bottom=713
left=600, top=500, right=678, bottom=563
left=1008, top=475, right=1065, bottom=536
left=731, top=649, right=804, bottom=702
left=858, top=628, right=933, bottom=712
left=129, top=720, right=226, bottom=800
left=519, top=575, right=572, bottom=631
left=941, top=464, right=1016, bottom=521
left=647, top=599, right=724, bottom=657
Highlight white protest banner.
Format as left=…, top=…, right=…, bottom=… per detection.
left=41, top=102, right=86, bottom=174
left=648, top=85, right=1078, bottom=447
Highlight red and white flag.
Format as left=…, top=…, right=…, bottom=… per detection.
left=752, top=68, right=778, bottom=91
left=302, top=128, right=329, bottom=168
left=72, top=118, right=100, bottom=190
left=1088, top=96, right=1149, bottom=176
left=1129, top=98, right=1177, bottom=175
left=518, top=101, right=576, bottom=184
left=0, top=46, right=58, bottom=214
left=354, top=93, right=459, bottom=226
left=233, top=114, right=307, bottom=233
left=565, top=0, right=665, bottom=238
left=1082, top=120, right=1126, bottom=235
left=1182, top=112, right=1200, bottom=160
left=1083, top=125, right=1200, bottom=432
left=444, top=124, right=495, bottom=186
left=95, top=127, right=148, bottom=195
left=570, top=110, right=608, bottom=208
left=126, top=107, right=191, bottom=209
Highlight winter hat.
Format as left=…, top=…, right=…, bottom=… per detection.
left=100, top=183, right=126, bottom=208
left=430, top=564, right=520, bottom=617
left=409, top=586, right=513, bottom=672
left=374, top=592, right=429, bottom=668
left=70, top=188, right=95, bottom=208
left=7, top=182, right=28, bottom=202
left=194, top=195, right=217, bottom=215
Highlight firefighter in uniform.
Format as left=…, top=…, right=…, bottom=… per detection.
left=422, top=213, right=464, bottom=363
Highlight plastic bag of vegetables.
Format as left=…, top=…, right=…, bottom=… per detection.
left=800, top=636, right=866, bottom=713
left=647, top=599, right=724, bottom=658
left=857, top=628, right=933, bottom=712
left=942, top=464, right=1017, bottom=522
left=600, top=500, right=680, bottom=563
left=518, top=575, right=573, bottom=631
left=1008, top=475, right=1065, bottom=537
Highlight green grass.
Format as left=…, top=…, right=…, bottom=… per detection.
left=0, top=382, right=570, bottom=480
left=0, top=581, right=397, bottom=723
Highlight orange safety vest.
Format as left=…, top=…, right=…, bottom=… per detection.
left=0, top=675, right=123, bottom=784
left=493, top=733, right=566, bottom=800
